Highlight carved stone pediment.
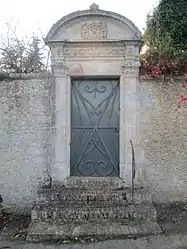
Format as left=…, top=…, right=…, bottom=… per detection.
left=45, top=5, right=141, bottom=43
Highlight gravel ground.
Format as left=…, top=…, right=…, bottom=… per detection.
left=1, top=234, right=187, bottom=249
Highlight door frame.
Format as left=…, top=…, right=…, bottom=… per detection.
left=50, top=62, right=140, bottom=188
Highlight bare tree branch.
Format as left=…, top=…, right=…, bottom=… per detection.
left=0, top=20, right=50, bottom=73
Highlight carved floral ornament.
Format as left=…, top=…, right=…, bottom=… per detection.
left=51, top=41, right=140, bottom=59
left=63, top=46, right=125, bottom=57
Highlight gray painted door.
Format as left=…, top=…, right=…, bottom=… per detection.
left=70, top=78, right=119, bottom=177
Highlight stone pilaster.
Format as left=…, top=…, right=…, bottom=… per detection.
left=120, top=49, right=141, bottom=187
left=51, top=61, right=71, bottom=184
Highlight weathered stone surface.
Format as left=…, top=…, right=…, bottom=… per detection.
left=0, top=75, right=53, bottom=212
left=139, top=81, right=187, bottom=203
left=27, top=185, right=160, bottom=242
left=31, top=204, right=157, bottom=223
left=37, top=187, right=153, bottom=206
left=27, top=221, right=161, bottom=243
left=1, top=77, right=186, bottom=211
left=64, top=177, right=124, bottom=190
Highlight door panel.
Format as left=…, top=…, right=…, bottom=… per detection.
left=70, top=79, right=119, bottom=177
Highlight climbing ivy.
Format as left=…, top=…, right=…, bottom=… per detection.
left=144, top=0, right=187, bottom=51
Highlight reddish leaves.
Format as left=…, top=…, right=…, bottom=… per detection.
left=175, top=81, right=187, bottom=111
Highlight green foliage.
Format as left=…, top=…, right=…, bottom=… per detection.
left=142, top=0, right=187, bottom=77
left=144, top=0, right=187, bottom=51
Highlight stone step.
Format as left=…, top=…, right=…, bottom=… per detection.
left=31, top=204, right=157, bottom=224
left=27, top=186, right=161, bottom=242
left=64, top=177, right=124, bottom=190
left=27, top=221, right=162, bottom=243
left=37, top=188, right=153, bottom=207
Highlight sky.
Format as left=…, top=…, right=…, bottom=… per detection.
left=0, top=0, right=159, bottom=39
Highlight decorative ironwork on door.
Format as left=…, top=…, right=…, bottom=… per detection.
left=70, top=79, right=119, bottom=177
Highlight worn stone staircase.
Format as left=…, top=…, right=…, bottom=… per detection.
left=27, top=182, right=161, bottom=242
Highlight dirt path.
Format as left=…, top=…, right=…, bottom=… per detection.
left=1, top=234, right=187, bottom=249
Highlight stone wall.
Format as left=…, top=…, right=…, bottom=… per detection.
left=0, top=74, right=53, bottom=212
left=139, top=80, right=187, bottom=203
left=0, top=76, right=186, bottom=212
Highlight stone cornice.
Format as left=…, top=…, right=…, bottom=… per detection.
left=47, top=40, right=140, bottom=46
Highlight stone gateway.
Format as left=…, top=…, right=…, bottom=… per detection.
left=26, top=4, right=162, bottom=241
left=44, top=3, right=141, bottom=188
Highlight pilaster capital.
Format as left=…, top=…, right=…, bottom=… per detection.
left=122, top=59, right=140, bottom=76
left=52, top=62, right=69, bottom=77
